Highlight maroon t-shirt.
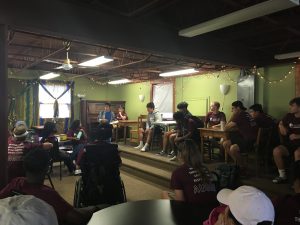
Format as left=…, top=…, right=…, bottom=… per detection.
left=282, top=113, right=300, bottom=147
left=255, top=113, right=276, bottom=128
left=170, top=164, right=217, bottom=204
left=274, top=194, right=300, bottom=225
left=0, top=177, right=73, bottom=223
left=205, top=111, right=226, bottom=126
left=231, top=111, right=258, bottom=141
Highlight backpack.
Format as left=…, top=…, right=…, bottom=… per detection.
left=211, top=164, right=240, bottom=191
left=190, top=116, right=205, bottom=129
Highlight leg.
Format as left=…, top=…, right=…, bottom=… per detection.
left=157, top=131, right=172, bottom=155
left=294, top=148, right=300, bottom=161
left=229, top=144, right=242, bottom=166
left=272, top=145, right=289, bottom=183
left=222, top=139, right=232, bottom=163
left=134, top=128, right=144, bottom=149
left=169, top=133, right=176, bottom=153
left=141, top=129, right=151, bottom=152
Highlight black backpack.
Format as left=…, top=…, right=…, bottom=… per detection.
left=190, top=115, right=204, bottom=129
left=211, top=164, right=240, bottom=191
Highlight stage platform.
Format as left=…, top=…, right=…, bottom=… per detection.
left=118, top=143, right=293, bottom=198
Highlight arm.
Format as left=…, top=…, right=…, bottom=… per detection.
left=278, top=121, right=288, bottom=136
left=224, top=121, right=237, bottom=131
left=174, top=190, right=185, bottom=201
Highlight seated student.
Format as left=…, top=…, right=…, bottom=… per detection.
left=177, top=101, right=193, bottom=119
left=170, top=111, right=201, bottom=161
left=274, top=160, right=300, bottom=225
left=162, top=139, right=217, bottom=204
left=215, top=186, right=274, bottom=225
left=205, top=101, right=226, bottom=128
left=134, top=102, right=162, bottom=152
left=0, top=195, right=58, bottom=225
left=116, top=105, right=128, bottom=121
left=8, top=121, right=52, bottom=182
left=0, top=148, right=105, bottom=225
left=98, top=102, right=115, bottom=123
left=272, top=97, right=300, bottom=184
left=249, top=104, right=276, bottom=128
left=223, top=101, right=258, bottom=168
left=42, top=121, right=76, bottom=174
left=67, top=120, right=87, bottom=162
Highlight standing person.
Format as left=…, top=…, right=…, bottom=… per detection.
left=98, top=102, right=115, bottom=123
left=42, top=121, right=76, bottom=174
left=116, top=105, right=128, bottom=121
left=205, top=101, right=226, bottom=128
left=162, top=139, right=217, bottom=204
left=7, top=121, right=52, bottom=182
left=272, top=97, right=300, bottom=184
left=134, top=102, right=162, bottom=152
left=67, top=120, right=87, bottom=162
left=222, top=101, right=258, bottom=168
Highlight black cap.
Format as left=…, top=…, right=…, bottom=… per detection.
left=232, top=101, right=247, bottom=110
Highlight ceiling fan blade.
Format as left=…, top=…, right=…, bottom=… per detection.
left=43, top=59, right=62, bottom=65
left=54, top=66, right=63, bottom=69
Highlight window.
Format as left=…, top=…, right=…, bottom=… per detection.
left=39, top=83, right=71, bottom=118
left=152, top=83, right=173, bottom=120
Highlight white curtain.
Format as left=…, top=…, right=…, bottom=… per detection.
left=153, top=83, right=173, bottom=119
left=39, top=84, right=71, bottom=118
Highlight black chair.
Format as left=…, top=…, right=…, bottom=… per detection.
left=73, top=142, right=126, bottom=207
left=150, top=126, right=163, bottom=151
left=48, top=137, right=64, bottom=180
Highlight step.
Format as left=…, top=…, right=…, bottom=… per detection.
left=120, top=157, right=172, bottom=189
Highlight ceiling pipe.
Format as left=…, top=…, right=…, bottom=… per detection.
left=179, top=0, right=299, bottom=37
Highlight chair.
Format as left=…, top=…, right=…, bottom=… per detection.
left=150, top=126, right=163, bottom=151
left=129, top=115, right=147, bottom=143
left=48, top=138, right=63, bottom=180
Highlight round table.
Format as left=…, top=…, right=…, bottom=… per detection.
left=88, top=200, right=215, bottom=225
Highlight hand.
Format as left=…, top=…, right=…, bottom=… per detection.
left=43, top=142, right=53, bottom=150
left=289, top=134, right=299, bottom=141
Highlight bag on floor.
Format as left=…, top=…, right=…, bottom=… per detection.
left=211, top=164, right=240, bottom=191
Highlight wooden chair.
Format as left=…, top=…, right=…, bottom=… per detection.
left=129, top=115, right=147, bottom=143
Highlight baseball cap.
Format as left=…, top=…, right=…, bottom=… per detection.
left=0, top=195, right=58, bottom=225
left=217, top=186, right=274, bottom=225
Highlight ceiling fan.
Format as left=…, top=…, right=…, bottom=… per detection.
left=54, top=50, right=73, bottom=70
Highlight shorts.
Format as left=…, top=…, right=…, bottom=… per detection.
left=282, top=142, right=300, bottom=154
left=229, top=133, right=254, bottom=153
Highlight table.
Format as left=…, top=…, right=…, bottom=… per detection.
left=198, top=128, right=229, bottom=162
left=152, top=121, right=177, bottom=132
left=88, top=200, right=215, bottom=225
left=115, top=120, right=139, bottom=144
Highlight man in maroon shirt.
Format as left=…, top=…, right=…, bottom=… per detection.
left=249, top=104, right=277, bottom=128
left=272, top=97, right=300, bottom=184
left=223, top=101, right=258, bottom=167
left=205, top=101, right=226, bottom=127
left=0, top=148, right=103, bottom=225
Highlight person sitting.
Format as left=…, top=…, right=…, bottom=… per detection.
left=162, top=139, right=217, bottom=204
left=98, top=102, right=115, bottom=123
left=0, top=148, right=104, bottom=225
left=223, top=101, right=258, bottom=168
left=66, top=120, right=87, bottom=162
left=134, top=102, right=162, bottom=152
left=274, top=160, right=300, bottom=225
left=215, top=186, right=274, bottom=225
left=249, top=104, right=276, bottom=128
left=8, top=121, right=52, bottom=182
left=171, top=111, right=200, bottom=161
left=205, top=101, right=226, bottom=128
left=177, top=101, right=193, bottom=119
left=42, top=121, right=76, bottom=174
left=272, top=97, right=300, bottom=184
left=116, top=105, right=128, bottom=121
left=0, top=195, right=58, bottom=225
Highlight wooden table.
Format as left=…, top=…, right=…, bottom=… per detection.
left=198, top=128, right=229, bottom=162
left=115, top=120, right=139, bottom=144
left=88, top=200, right=216, bottom=225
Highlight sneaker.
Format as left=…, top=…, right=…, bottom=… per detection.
left=156, top=150, right=166, bottom=156
left=134, top=144, right=143, bottom=149
left=168, top=151, right=175, bottom=157
left=272, top=176, right=288, bottom=184
left=74, top=169, right=82, bottom=176
left=170, top=155, right=177, bottom=161
left=140, top=145, right=148, bottom=152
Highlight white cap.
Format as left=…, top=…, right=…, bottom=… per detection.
left=0, top=195, right=58, bottom=225
left=217, top=186, right=274, bottom=225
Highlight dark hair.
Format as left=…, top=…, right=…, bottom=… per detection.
left=249, top=104, right=263, bottom=113
left=232, top=101, right=247, bottom=110
left=180, top=139, right=211, bottom=183
left=213, top=102, right=220, bottom=109
left=42, top=122, right=57, bottom=139
left=289, top=97, right=300, bottom=107
left=146, top=102, right=155, bottom=109
left=70, top=120, right=80, bottom=130
left=24, top=148, right=50, bottom=174
left=105, top=102, right=111, bottom=107
left=93, top=124, right=112, bottom=141
left=173, top=111, right=185, bottom=121
left=177, top=101, right=188, bottom=110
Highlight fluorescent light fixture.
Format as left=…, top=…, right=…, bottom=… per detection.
left=274, top=51, right=300, bottom=60
left=78, top=56, right=113, bottom=67
left=179, top=0, right=299, bottom=37
left=39, top=73, right=60, bottom=80
left=108, top=79, right=131, bottom=85
left=159, top=68, right=199, bottom=77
